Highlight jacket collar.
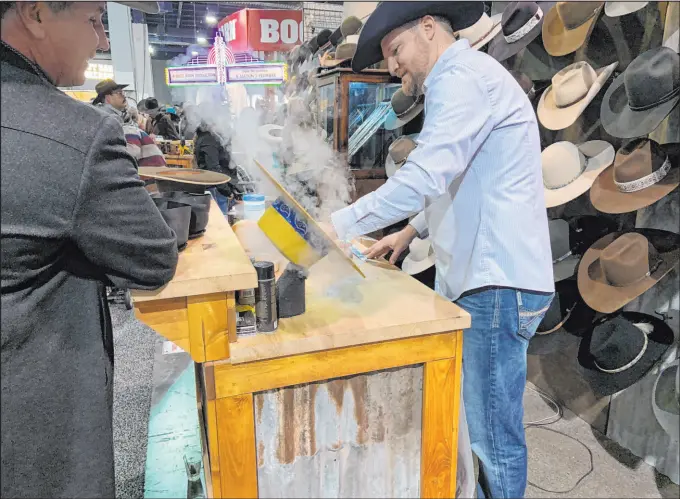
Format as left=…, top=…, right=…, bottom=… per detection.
left=0, top=40, right=54, bottom=86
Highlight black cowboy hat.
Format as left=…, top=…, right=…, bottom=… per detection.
left=577, top=311, right=674, bottom=396
left=151, top=198, right=192, bottom=251
left=601, top=46, right=680, bottom=139
left=488, top=2, right=555, bottom=62
left=528, top=276, right=597, bottom=355
left=351, top=1, right=484, bottom=72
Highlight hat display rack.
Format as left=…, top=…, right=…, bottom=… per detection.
left=480, top=0, right=679, bottom=477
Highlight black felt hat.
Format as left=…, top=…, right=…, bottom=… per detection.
left=528, top=277, right=597, bottom=355
left=577, top=311, right=674, bottom=396
left=152, top=198, right=192, bottom=251
left=488, top=2, right=555, bottom=62
left=351, top=1, right=484, bottom=72
left=601, top=46, right=680, bottom=139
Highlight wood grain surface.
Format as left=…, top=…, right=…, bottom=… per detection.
left=216, top=394, right=258, bottom=498
left=131, top=201, right=257, bottom=303
left=229, top=252, right=470, bottom=364
left=210, top=332, right=460, bottom=399
left=421, top=352, right=461, bottom=498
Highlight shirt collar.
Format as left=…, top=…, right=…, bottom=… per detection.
left=423, top=38, right=471, bottom=93
left=0, top=40, right=55, bottom=86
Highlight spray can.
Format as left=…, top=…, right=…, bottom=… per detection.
left=235, top=288, right=257, bottom=337
left=254, top=261, right=278, bottom=333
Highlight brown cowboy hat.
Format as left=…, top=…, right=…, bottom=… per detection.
left=577, top=229, right=680, bottom=313
left=542, top=1, right=603, bottom=56
left=590, top=139, right=679, bottom=214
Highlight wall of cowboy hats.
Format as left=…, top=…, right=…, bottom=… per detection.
left=476, top=0, right=678, bottom=483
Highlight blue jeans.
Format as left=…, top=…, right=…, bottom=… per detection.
left=208, top=188, right=232, bottom=215
left=455, top=287, right=553, bottom=499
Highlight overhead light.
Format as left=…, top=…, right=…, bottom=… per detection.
left=148, top=45, right=155, bottom=54
left=205, top=15, right=217, bottom=25
left=191, top=51, right=199, bottom=56
left=197, top=36, right=207, bottom=44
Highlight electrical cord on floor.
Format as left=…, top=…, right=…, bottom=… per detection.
left=522, top=384, right=596, bottom=494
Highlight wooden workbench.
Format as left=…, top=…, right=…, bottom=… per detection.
left=132, top=202, right=470, bottom=498
left=164, top=154, right=195, bottom=169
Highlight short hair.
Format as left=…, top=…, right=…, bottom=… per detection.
left=403, top=15, right=454, bottom=36
left=1, top=2, right=74, bottom=21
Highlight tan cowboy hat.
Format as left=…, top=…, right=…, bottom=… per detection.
left=590, top=139, right=679, bottom=214
left=319, top=35, right=358, bottom=68
left=604, top=1, right=648, bottom=17
left=139, top=167, right=230, bottom=190
left=456, top=12, right=503, bottom=50
left=402, top=237, right=436, bottom=276
left=577, top=229, right=680, bottom=313
left=384, top=90, right=424, bottom=131
left=537, top=61, right=618, bottom=130
left=542, top=140, right=615, bottom=208
left=385, top=134, right=419, bottom=178
left=542, top=2, right=604, bottom=56
left=117, top=1, right=159, bottom=14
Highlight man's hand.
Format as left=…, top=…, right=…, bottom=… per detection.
left=364, top=225, right=418, bottom=264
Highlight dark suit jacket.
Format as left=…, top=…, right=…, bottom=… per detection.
left=0, top=42, right=178, bottom=498
left=194, top=128, right=243, bottom=198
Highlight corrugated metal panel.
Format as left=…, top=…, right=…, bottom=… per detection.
left=254, top=365, right=423, bottom=498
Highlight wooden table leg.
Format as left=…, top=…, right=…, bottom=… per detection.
left=215, top=394, right=259, bottom=498
left=421, top=332, right=464, bottom=498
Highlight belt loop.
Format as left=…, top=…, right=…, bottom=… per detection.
left=516, top=290, right=523, bottom=306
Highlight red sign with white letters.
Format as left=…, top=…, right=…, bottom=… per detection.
left=217, top=9, right=304, bottom=53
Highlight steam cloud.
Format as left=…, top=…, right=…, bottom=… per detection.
left=177, top=49, right=354, bottom=222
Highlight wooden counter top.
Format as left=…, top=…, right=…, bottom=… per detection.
left=228, top=253, right=470, bottom=364
left=131, top=201, right=257, bottom=303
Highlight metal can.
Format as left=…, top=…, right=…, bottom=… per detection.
left=253, top=261, right=278, bottom=333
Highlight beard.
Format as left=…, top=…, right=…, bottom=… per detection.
left=402, top=37, right=429, bottom=96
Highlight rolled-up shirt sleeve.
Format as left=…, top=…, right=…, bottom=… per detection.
left=331, top=65, right=494, bottom=240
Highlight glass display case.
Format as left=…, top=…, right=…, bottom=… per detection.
left=314, top=68, right=403, bottom=201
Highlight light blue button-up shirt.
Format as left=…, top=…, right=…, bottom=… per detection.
left=331, top=39, right=554, bottom=301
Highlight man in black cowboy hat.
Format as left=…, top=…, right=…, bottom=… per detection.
left=330, top=3, right=554, bottom=497
left=139, top=96, right=180, bottom=140
left=1, top=2, right=178, bottom=497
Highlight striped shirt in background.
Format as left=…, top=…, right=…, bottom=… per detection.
left=123, top=124, right=166, bottom=167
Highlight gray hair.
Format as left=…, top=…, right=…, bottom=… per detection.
left=1, top=2, right=74, bottom=20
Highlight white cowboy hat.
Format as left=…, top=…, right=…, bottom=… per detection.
left=537, top=61, right=618, bottom=130
left=457, top=12, right=503, bottom=50
left=402, top=237, right=436, bottom=276
left=542, top=140, right=615, bottom=208
left=652, top=359, right=679, bottom=442
left=604, top=1, right=648, bottom=17
left=258, top=124, right=283, bottom=145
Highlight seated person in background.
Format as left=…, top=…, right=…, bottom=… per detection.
left=194, top=120, right=243, bottom=214
left=94, top=85, right=166, bottom=168
left=123, top=107, right=166, bottom=167
left=138, top=97, right=180, bottom=140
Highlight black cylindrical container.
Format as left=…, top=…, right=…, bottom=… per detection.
left=254, top=261, right=278, bottom=333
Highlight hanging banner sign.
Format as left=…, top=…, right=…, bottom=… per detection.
left=165, top=65, right=219, bottom=86
left=165, top=63, right=287, bottom=86
left=226, top=64, right=286, bottom=84
left=85, top=62, right=114, bottom=81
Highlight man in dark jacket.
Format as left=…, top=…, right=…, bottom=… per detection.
left=1, top=2, right=178, bottom=498
left=194, top=122, right=243, bottom=213
left=139, top=96, right=180, bottom=139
